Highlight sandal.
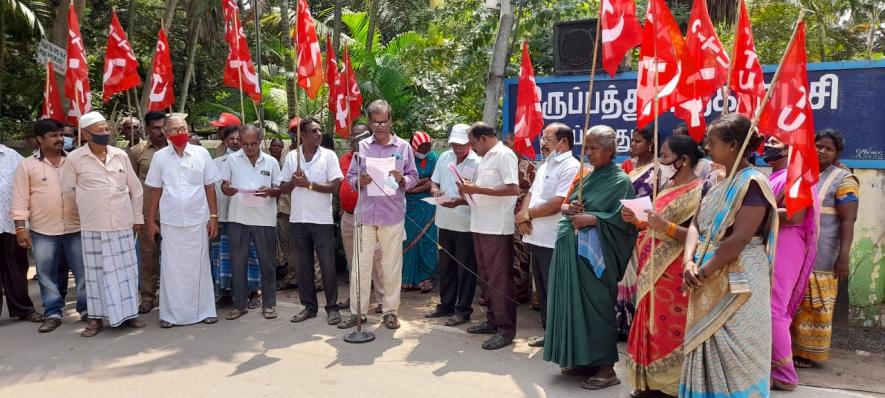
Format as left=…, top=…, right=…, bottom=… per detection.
left=374, top=304, right=383, bottom=314
left=481, top=334, right=512, bottom=350
left=248, top=293, right=262, bottom=309
left=225, top=309, right=248, bottom=320
left=560, top=366, right=598, bottom=376
left=581, top=375, right=621, bottom=390
left=81, top=320, right=102, bottom=337
left=160, top=320, right=174, bottom=329
left=383, top=313, right=401, bottom=329
left=418, top=279, right=434, bottom=294
left=20, top=312, right=45, bottom=323
left=124, top=318, right=146, bottom=328
left=263, top=307, right=278, bottom=319
left=445, top=315, right=468, bottom=327
left=794, top=356, right=813, bottom=368
left=772, top=379, right=797, bottom=391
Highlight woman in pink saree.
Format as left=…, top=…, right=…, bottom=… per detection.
left=764, top=136, right=818, bottom=391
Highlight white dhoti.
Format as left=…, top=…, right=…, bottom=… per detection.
left=82, top=229, right=140, bottom=327
left=159, top=224, right=217, bottom=325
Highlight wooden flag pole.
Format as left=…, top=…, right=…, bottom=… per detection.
left=693, top=10, right=807, bottom=272
left=576, top=16, right=603, bottom=206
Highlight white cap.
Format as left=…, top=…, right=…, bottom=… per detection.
left=79, top=111, right=106, bottom=130
left=448, top=124, right=470, bottom=145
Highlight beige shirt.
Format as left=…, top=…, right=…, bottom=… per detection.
left=11, top=153, right=80, bottom=235
left=62, top=145, right=145, bottom=232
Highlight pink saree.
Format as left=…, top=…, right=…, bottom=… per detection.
left=769, top=168, right=818, bottom=386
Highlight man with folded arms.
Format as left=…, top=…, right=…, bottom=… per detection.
left=62, top=111, right=146, bottom=337
left=145, top=115, right=220, bottom=328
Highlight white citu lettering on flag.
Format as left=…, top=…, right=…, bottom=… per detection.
left=599, top=0, right=642, bottom=78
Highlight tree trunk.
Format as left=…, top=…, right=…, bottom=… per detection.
left=817, top=17, right=827, bottom=61
left=140, top=0, right=180, bottom=111
left=481, top=0, right=514, bottom=127
left=179, top=18, right=201, bottom=113
left=282, top=0, right=297, bottom=118
left=363, top=0, right=380, bottom=72
left=128, top=0, right=136, bottom=37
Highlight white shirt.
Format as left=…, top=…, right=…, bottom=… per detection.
left=145, top=144, right=220, bottom=228
left=523, top=152, right=580, bottom=248
left=431, top=149, right=480, bottom=233
left=280, top=146, right=343, bottom=225
left=221, top=150, right=281, bottom=227
left=470, top=141, right=518, bottom=235
left=0, top=145, right=24, bottom=233
left=213, top=155, right=233, bottom=222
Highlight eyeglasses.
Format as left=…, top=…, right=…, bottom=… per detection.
left=369, top=120, right=390, bottom=127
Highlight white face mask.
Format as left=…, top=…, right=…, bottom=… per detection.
left=415, top=151, right=427, bottom=160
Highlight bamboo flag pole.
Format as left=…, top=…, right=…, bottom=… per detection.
left=293, top=0, right=303, bottom=172
left=75, top=88, right=83, bottom=146
left=234, top=11, right=247, bottom=124
left=721, top=0, right=743, bottom=116
left=693, top=9, right=808, bottom=271
left=648, top=28, right=661, bottom=334
left=576, top=16, right=603, bottom=206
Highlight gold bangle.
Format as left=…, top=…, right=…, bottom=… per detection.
left=209, top=214, right=218, bottom=218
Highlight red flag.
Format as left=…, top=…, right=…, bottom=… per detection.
left=332, top=46, right=363, bottom=138
left=342, top=46, right=362, bottom=122
left=599, top=0, right=643, bottom=78
left=42, top=63, right=65, bottom=121
left=635, top=0, right=699, bottom=129
left=729, top=0, right=765, bottom=118
left=222, top=3, right=261, bottom=102
left=686, top=0, right=729, bottom=97
left=513, top=41, right=544, bottom=159
left=758, top=21, right=818, bottom=218
left=146, top=29, right=175, bottom=111
left=294, top=0, right=324, bottom=98
left=63, top=4, right=91, bottom=125
left=102, top=10, right=141, bottom=103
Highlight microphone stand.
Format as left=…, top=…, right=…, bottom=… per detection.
left=344, top=152, right=375, bottom=343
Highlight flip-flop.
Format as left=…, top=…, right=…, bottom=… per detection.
left=794, top=357, right=813, bottom=368
left=81, top=321, right=102, bottom=337
left=580, top=375, right=621, bottom=390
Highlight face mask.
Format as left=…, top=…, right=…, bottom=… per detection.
left=660, top=156, right=684, bottom=180
left=63, top=136, right=75, bottom=151
left=90, top=133, right=111, bottom=146
left=415, top=151, right=427, bottom=160
left=762, top=145, right=787, bottom=163
left=168, top=133, right=190, bottom=148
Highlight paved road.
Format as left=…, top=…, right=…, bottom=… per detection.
left=0, top=281, right=877, bottom=397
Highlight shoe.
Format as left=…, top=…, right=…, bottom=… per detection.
left=481, top=334, right=512, bottom=350
left=467, top=321, right=498, bottom=335
left=225, top=308, right=248, bottom=320
left=337, top=314, right=367, bottom=329
left=528, top=336, right=545, bottom=347
left=19, top=312, right=44, bottom=323
left=160, top=320, right=174, bottom=328
left=382, top=313, right=400, bottom=329
left=290, top=309, right=317, bottom=323
left=203, top=317, right=218, bottom=324
left=327, top=311, right=341, bottom=325
left=39, top=317, right=62, bottom=333
left=424, top=308, right=454, bottom=319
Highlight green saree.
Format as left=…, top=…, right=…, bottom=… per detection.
left=543, top=162, right=638, bottom=368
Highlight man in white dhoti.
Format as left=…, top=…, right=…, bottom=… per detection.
left=145, top=115, right=221, bottom=328
left=61, top=111, right=146, bottom=337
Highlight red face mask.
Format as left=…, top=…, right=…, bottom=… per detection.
left=168, top=133, right=189, bottom=148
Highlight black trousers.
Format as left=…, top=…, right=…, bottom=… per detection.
left=436, top=228, right=477, bottom=319
left=228, top=223, right=278, bottom=310
left=290, top=223, right=338, bottom=313
left=529, top=244, right=554, bottom=327
left=0, top=233, right=36, bottom=318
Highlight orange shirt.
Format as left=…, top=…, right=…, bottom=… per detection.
left=61, top=145, right=144, bottom=232
left=11, top=153, right=80, bottom=235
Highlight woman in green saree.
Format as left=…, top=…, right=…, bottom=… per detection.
left=679, top=114, right=779, bottom=398
left=543, top=125, right=637, bottom=391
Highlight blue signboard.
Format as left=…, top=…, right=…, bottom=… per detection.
left=503, top=60, right=885, bottom=169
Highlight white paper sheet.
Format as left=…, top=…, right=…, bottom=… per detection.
left=421, top=197, right=444, bottom=205
left=620, top=196, right=653, bottom=222
left=366, top=156, right=396, bottom=197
